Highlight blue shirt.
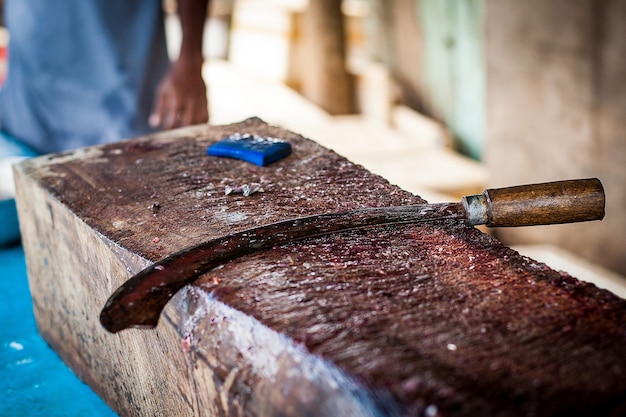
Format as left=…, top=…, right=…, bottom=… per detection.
left=0, top=0, right=170, bottom=153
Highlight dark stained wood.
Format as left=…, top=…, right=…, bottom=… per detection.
left=14, top=118, right=626, bottom=416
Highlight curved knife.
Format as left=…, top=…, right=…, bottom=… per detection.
left=100, top=178, right=604, bottom=333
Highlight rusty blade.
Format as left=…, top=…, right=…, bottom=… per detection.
left=99, top=203, right=466, bottom=333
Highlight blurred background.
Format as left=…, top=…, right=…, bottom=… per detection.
left=1, top=0, right=624, bottom=292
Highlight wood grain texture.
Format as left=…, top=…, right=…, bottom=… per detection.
left=14, top=118, right=626, bottom=416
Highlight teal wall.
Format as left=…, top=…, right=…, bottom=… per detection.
left=417, top=0, right=486, bottom=160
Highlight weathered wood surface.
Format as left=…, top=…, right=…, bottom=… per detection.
left=14, top=118, right=626, bottom=416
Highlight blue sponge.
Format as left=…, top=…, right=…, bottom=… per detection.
left=207, top=133, right=292, bottom=166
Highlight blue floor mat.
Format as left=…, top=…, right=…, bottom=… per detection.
left=0, top=245, right=117, bottom=416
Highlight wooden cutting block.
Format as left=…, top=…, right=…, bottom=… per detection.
left=14, top=118, right=626, bottom=416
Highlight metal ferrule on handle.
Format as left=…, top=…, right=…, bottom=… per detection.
left=462, top=193, right=489, bottom=226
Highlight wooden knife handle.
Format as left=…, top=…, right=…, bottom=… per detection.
left=462, top=178, right=605, bottom=227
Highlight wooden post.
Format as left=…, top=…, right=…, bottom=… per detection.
left=300, top=0, right=354, bottom=114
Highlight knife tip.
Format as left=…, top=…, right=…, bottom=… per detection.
left=99, top=300, right=160, bottom=333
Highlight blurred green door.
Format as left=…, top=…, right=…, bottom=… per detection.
left=418, top=0, right=485, bottom=160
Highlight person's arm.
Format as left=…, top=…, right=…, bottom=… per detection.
left=150, top=0, right=210, bottom=129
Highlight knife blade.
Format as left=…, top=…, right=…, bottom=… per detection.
left=100, top=178, right=604, bottom=333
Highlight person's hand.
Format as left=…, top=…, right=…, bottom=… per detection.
left=149, top=56, right=209, bottom=129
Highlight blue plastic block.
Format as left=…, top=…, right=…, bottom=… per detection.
left=207, top=133, right=291, bottom=166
